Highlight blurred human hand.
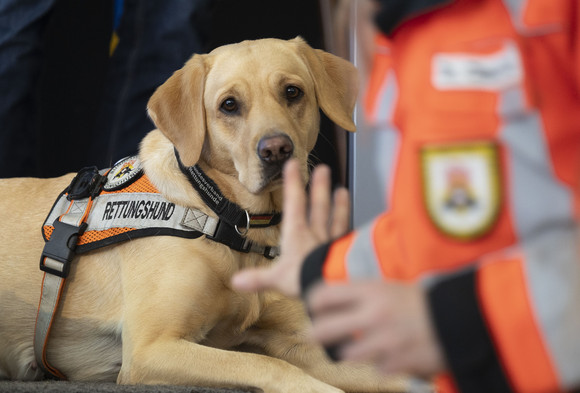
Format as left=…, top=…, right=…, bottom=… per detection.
left=231, top=159, right=350, bottom=297
left=308, top=280, right=447, bottom=378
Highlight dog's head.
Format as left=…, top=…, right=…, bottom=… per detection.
left=147, top=37, right=358, bottom=194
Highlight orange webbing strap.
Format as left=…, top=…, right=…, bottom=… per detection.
left=34, top=196, right=94, bottom=380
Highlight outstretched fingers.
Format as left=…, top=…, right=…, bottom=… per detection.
left=281, top=159, right=309, bottom=236
left=330, top=187, right=350, bottom=239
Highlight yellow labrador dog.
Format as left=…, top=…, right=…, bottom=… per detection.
left=0, top=38, right=406, bottom=393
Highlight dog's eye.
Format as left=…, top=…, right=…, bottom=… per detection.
left=220, top=98, right=238, bottom=113
left=285, top=86, right=303, bottom=102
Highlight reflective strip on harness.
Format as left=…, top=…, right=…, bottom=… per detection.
left=42, top=162, right=280, bottom=256
left=36, top=188, right=97, bottom=380
left=42, top=175, right=205, bottom=253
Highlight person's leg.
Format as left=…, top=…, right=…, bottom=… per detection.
left=91, top=0, right=211, bottom=168
left=0, top=0, right=56, bottom=177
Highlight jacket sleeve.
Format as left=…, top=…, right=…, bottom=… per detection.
left=428, top=226, right=580, bottom=393
left=300, top=212, right=408, bottom=293
left=300, top=221, right=580, bottom=392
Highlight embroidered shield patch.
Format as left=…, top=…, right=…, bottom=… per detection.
left=104, top=156, right=144, bottom=191
left=421, top=142, right=501, bottom=240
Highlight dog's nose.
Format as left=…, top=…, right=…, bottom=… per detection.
left=257, top=134, right=294, bottom=165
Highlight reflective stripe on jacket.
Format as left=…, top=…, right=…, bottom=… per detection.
left=301, top=0, right=580, bottom=391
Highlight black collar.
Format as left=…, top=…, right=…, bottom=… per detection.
left=175, top=150, right=282, bottom=234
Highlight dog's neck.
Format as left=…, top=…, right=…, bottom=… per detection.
left=175, top=150, right=282, bottom=231
left=140, top=130, right=283, bottom=226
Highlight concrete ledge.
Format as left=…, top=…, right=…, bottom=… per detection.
left=0, top=381, right=252, bottom=393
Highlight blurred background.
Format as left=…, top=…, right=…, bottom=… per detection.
left=0, top=0, right=348, bottom=183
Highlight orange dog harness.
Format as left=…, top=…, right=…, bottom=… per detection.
left=35, top=156, right=280, bottom=379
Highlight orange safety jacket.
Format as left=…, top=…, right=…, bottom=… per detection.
left=300, top=0, right=580, bottom=392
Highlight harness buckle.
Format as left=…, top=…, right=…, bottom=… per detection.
left=206, top=220, right=249, bottom=252
left=40, top=220, right=87, bottom=278
left=66, top=166, right=106, bottom=201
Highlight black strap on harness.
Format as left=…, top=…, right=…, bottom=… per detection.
left=206, top=217, right=277, bottom=259
left=175, top=149, right=282, bottom=232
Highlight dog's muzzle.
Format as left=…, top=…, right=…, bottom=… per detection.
left=257, top=134, right=294, bottom=180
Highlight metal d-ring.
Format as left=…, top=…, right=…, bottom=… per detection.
left=235, top=210, right=250, bottom=237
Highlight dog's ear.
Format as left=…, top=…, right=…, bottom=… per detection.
left=294, top=37, right=358, bottom=132
left=147, top=54, right=207, bottom=166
